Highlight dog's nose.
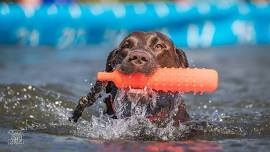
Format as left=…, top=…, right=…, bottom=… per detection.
left=127, top=51, right=150, bottom=66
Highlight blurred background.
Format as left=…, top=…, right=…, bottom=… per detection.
left=0, top=0, right=270, bottom=48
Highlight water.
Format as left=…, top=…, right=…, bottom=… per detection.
left=0, top=45, right=270, bottom=151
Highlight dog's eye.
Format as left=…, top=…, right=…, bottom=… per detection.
left=155, top=44, right=165, bottom=49
left=122, top=42, right=132, bottom=49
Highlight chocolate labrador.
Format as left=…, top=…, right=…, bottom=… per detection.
left=69, top=32, right=190, bottom=126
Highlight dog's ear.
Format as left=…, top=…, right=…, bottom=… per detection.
left=105, top=48, right=120, bottom=72
left=175, top=48, right=189, bottom=68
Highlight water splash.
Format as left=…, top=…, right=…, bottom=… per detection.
left=1, top=84, right=268, bottom=141
left=73, top=89, right=199, bottom=140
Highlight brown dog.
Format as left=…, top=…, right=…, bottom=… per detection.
left=69, top=32, right=190, bottom=126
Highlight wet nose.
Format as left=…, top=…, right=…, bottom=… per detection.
left=127, top=51, right=150, bottom=66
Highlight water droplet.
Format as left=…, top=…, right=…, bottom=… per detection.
left=28, top=85, right=32, bottom=90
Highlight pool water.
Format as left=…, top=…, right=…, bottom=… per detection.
left=0, top=45, right=270, bottom=152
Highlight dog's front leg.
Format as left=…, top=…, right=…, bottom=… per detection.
left=69, top=81, right=106, bottom=122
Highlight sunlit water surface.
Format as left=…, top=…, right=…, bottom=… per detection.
left=0, top=45, right=270, bottom=152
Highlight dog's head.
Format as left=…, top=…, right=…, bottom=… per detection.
left=106, top=32, right=188, bottom=74
left=105, top=32, right=189, bottom=121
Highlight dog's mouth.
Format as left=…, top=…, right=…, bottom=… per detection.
left=116, top=64, right=159, bottom=102
left=114, top=61, right=159, bottom=104
left=117, top=64, right=159, bottom=76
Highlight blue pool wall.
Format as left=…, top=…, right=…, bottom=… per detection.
left=0, top=3, right=270, bottom=48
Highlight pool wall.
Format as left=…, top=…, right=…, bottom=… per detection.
left=0, top=3, right=269, bottom=48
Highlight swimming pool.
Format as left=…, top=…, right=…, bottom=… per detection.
left=0, top=44, right=269, bottom=151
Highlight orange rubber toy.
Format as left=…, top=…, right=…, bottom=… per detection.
left=97, top=68, right=218, bottom=94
